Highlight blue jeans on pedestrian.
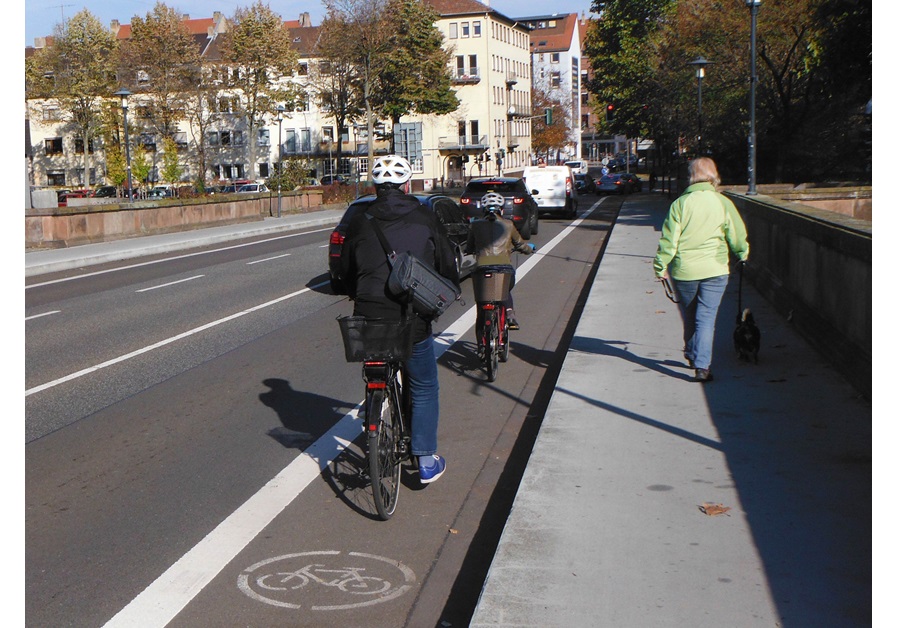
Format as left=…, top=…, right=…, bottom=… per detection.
left=405, top=334, right=440, bottom=456
left=675, top=274, right=729, bottom=371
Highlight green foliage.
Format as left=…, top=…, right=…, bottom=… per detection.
left=268, top=156, right=319, bottom=190
left=131, top=145, right=152, bottom=186
left=583, top=0, right=871, bottom=184
left=160, top=136, right=183, bottom=185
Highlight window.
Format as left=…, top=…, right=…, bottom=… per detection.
left=469, top=55, right=478, bottom=74
left=473, top=21, right=481, bottom=37
left=47, top=170, right=65, bottom=186
left=44, top=137, right=63, bottom=154
left=456, top=56, right=465, bottom=77
left=258, top=129, right=270, bottom=146
left=461, top=22, right=470, bottom=38
left=174, top=132, right=188, bottom=150
left=207, top=131, right=219, bottom=146
left=221, top=131, right=231, bottom=146
left=233, top=130, right=245, bottom=146
left=551, top=71, right=561, bottom=88
left=285, top=129, right=296, bottom=154
left=300, top=129, right=311, bottom=152
left=394, top=122, right=423, bottom=168
left=458, top=121, right=466, bottom=144
left=322, top=126, right=334, bottom=142
left=42, top=106, right=60, bottom=122
left=551, top=53, right=560, bottom=64
left=76, top=168, right=96, bottom=185
left=74, top=138, right=95, bottom=154
left=470, top=120, right=480, bottom=143
left=139, top=133, right=157, bottom=151
left=449, top=22, right=458, bottom=39
left=259, top=163, right=270, bottom=177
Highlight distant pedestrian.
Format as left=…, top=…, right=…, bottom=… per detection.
left=653, top=157, right=749, bottom=383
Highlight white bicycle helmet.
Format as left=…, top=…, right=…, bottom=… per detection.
left=480, top=192, right=505, bottom=215
left=371, top=155, right=413, bottom=185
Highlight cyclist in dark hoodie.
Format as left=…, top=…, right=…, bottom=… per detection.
left=339, top=155, right=459, bottom=484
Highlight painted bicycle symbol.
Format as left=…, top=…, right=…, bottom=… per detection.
left=256, top=563, right=391, bottom=595
left=238, top=550, right=416, bottom=611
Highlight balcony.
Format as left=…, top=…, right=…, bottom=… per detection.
left=506, top=71, right=518, bottom=86
left=451, top=67, right=481, bottom=84
left=438, top=134, right=489, bottom=150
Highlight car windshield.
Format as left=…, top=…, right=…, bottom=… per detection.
left=464, top=181, right=521, bottom=196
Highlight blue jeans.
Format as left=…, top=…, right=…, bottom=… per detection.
left=405, top=334, right=440, bottom=456
left=675, top=274, right=729, bottom=370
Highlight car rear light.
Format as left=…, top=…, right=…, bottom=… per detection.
left=329, top=230, right=345, bottom=246
left=513, top=197, right=525, bottom=204
left=460, top=197, right=471, bottom=204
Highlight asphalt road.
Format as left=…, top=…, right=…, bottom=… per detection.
left=25, top=195, right=622, bottom=627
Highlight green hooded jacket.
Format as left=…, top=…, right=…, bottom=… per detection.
left=653, top=182, right=750, bottom=281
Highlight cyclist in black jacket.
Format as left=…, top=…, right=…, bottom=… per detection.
left=339, top=155, right=459, bottom=484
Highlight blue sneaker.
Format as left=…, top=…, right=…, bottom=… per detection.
left=418, top=455, right=446, bottom=484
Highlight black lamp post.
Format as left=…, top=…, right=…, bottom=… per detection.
left=114, top=88, right=134, bottom=202
left=276, top=104, right=284, bottom=217
left=746, top=0, right=760, bottom=194
left=687, top=56, right=713, bottom=155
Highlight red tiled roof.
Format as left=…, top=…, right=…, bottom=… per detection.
left=528, top=13, right=577, bottom=53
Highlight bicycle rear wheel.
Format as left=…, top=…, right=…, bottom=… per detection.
left=499, top=307, right=510, bottom=362
left=366, top=387, right=401, bottom=520
left=485, top=310, right=500, bottom=382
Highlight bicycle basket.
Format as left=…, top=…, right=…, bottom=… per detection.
left=338, top=316, right=415, bottom=362
left=473, top=268, right=512, bottom=302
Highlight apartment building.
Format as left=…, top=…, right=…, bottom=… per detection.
left=25, top=3, right=534, bottom=192
left=518, top=12, right=581, bottom=162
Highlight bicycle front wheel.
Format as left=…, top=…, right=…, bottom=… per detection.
left=366, top=388, right=401, bottom=520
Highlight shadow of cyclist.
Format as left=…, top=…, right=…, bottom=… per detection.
left=259, top=378, right=358, bottom=449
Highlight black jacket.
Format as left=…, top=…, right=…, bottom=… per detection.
left=339, top=188, right=460, bottom=339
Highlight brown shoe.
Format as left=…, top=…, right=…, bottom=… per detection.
left=694, top=368, right=713, bottom=382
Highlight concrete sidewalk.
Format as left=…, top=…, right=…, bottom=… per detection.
left=470, top=197, right=871, bottom=626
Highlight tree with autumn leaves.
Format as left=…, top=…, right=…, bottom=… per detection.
left=583, top=0, right=870, bottom=184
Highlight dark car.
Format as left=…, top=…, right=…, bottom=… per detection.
left=321, top=174, right=349, bottom=186
left=574, top=173, right=597, bottom=195
left=459, top=177, right=538, bottom=239
left=328, top=193, right=477, bottom=294
left=619, top=173, right=643, bottom=193
left=596, top=174, right=629, bottom=195
left=93, top=185, right=118, bottom=198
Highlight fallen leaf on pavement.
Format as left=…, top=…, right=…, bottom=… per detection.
left=699, top=503, right=731, bottom=516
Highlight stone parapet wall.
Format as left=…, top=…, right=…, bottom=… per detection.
left=25, top=190, right=323, bottom=249
left=725, top=192, right=872, bottom=397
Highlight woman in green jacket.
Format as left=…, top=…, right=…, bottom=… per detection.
left=654, top=157, right=749, bottom=382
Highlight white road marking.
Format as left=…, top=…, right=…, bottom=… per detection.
left=25, top=280, right=331, bottom=397
left=135, top=275, right=204, bottom=292
left=248, top=254, right=292, bottom=265
left=26, top=228, right=333, bottom=289
left=25, top=310, right=60, bottom=321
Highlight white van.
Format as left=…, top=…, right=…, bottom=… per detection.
left=564, top=160, right=588, bottom=175
left=522, top=164, right=578, bottom=219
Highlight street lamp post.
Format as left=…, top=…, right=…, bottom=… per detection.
left=746, top=1, right=761, bottom=195
left=276, top=104, right=284, bottom=217
left=687, top=56, right=712, bottom=155
left=114, top=88, right=134, bottom=202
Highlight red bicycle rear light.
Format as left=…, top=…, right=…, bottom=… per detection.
left=460, top=197, right=471, bottom=204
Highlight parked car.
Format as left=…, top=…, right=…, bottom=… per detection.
left=236, top=183, right=269, bottom=193
left=574, top=173, right=597, bottom=195
left=521, top=164, right=578, bottom=219
left=93, top=185, right=118, bottom=198
left=459, top=177, right=538, bottom=239
left=57, top=189, right=91, bottom=206
left=618, top=172, right=643, bottom=193
left=328, top=193, right=477, bottom=294
left=321, top=174, right=349, bottom=186
left=563, top=160, right=589, bottom=175
left=596, top=174, right=629, bottom=195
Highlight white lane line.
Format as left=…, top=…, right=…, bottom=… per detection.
left=101, top=201, right=605, bottom=628
left=247, top=254, right=291, bottom=265
left=25, top=310, right=61, bottom=321
left=25, top=280, right=331, bottom=397
left=26, top=228, right=333, bottom=289
left=135, top=275, right=205, bottom=293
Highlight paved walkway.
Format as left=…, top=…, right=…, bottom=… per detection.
left=24, top=196, right=872, bottom=626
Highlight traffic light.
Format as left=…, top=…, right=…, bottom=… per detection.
left=606, top=104, right=615, bottom=122
left=544, top=108, right=553, bottom=125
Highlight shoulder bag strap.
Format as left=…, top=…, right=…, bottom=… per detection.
left=366, top=214, right=397, bottom=266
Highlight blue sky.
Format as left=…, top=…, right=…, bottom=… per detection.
left=24, top=0, right=598, bottom=46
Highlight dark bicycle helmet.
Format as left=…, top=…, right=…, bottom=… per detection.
left=480, top=192, right=505, bottom=216
left=371, top=155, right=412, bottom=185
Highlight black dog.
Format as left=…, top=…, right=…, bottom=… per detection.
left=734, top=308, right=761, bottom=363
